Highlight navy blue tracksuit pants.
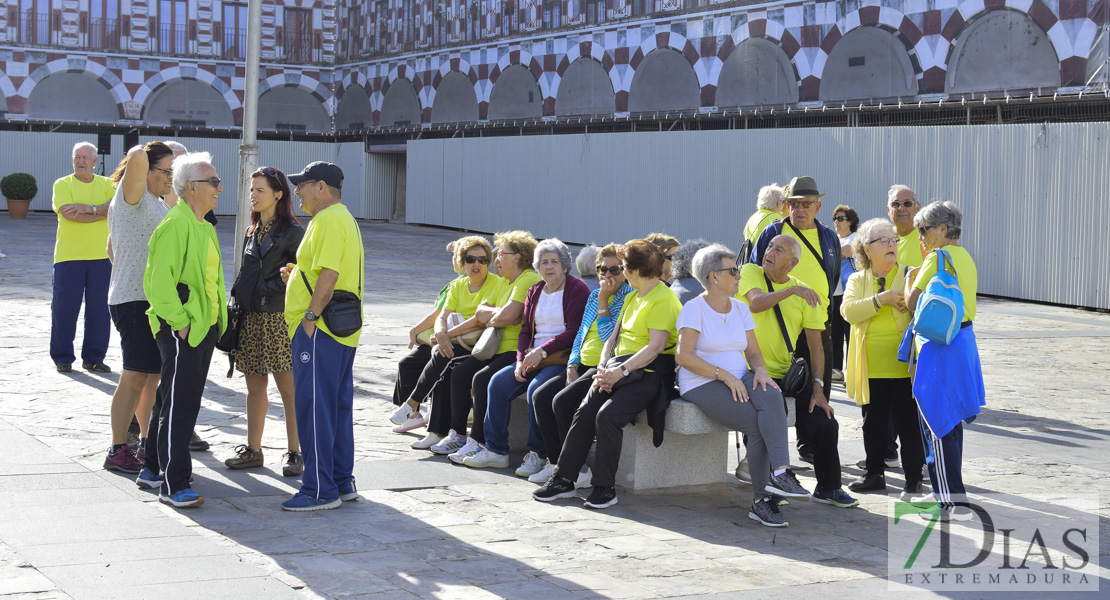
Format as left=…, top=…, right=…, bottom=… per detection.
left=292, top=326, right=357, bottom=501
left=50, top=259, right=111, bottom=365
left=921, top=418, right=967, bottom=509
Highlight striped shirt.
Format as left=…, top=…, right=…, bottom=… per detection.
left=569, top=282, right=632, bottom=367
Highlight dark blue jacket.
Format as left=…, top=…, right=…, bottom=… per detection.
left=749, top=217, right=842, bottom=304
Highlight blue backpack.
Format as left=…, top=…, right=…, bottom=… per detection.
left=913, top=249, right=965, bottom=345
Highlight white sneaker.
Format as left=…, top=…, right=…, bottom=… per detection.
left=575, top=466, right=593, bottom=489
left=448, top=437, right=480, bottom=465
left=528, top=462, right=556, bottom=483
left=392, top=412, right=427, bottom=434
left=462, top=447, right=509, bottom=469
left=410, top=432, right=443, bottom=450
left=735, top=457, right=751, bottom=483
left=430, top=430, right=465, bottom=455
left=390, top=403, right=414, bottom=425
left=514, top=452, right=546, bottom=477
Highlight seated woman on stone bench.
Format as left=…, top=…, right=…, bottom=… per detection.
left=532, top=239, right=681, bottom=509
left=674, top=244, right=810, bottom=528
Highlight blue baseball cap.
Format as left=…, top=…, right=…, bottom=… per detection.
left=288, top=161, right=343, bottom=190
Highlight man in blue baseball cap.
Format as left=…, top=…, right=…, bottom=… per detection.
left=280, top=161, right=365, bottom=511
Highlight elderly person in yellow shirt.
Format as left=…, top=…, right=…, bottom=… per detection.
left=51, top=141, right=115, bottom=374
left=841, top=219, right=925, bottom=499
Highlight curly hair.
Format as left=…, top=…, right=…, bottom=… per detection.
left=851, top=219, right=896, bottom=271
left=452, top=236, right=494, bottom=273
left=645, top=233, right=680, bottom=255
left=833, top=205, right=860, bottom=233
left=493, top=230, right=537, bottom=271
left=620, top=239, right=665, bottom=279
left=597, top=242, right=622, bottom=265
left=670, top=238, right=710, bottom=280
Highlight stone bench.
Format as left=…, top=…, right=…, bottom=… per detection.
left=615, top=398, right=729, bottom=493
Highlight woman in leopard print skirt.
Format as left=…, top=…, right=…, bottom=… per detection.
left=224, top=167, right=306, bottom=476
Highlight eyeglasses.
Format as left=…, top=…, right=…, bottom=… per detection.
left=153, top=167, right=173, bottom=177
left=190, top=177, right=221, bottom=187
left=833, top=216, right=851, bottom=223
left=714, top=267, right=741, bottom=277
left=498, top=250, right=518, bottom=257
left=889, top=200, right=916, bottom=208
left=664, top=253, right=676, bottom=261
left=787, top=200, right=819, bottom=209
left=867, top=236, right=900, bottom=246
left=917, top=225, right=936, bottom=237
left=463, top=255, right=490, bottom=265
left=597, top=265, right=624, bottom=276
left=294, top=179, right=317, bottom=190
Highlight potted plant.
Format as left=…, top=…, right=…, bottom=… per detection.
left=1, top=173, right=37, bottom=219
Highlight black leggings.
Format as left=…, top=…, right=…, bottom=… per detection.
left=441, top=351, right=515, bottom=441
left=393, top=345, right=432, bottom=406
left=533, top=366, right=595, bottom=463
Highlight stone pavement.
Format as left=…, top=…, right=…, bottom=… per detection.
left=0, top=213, right=1107, bottom=599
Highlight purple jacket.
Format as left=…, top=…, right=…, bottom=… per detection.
left=517, top=275, right=590, bottom=362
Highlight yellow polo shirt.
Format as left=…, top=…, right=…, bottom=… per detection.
left=781, top=225, right=830, bottom=313
left=737, top=264, right=826, bottom=379
left=614, top=282, right=682, bottom=357
left=914, top=246, right=977, bottom=321
left=494, top=269, right=542, bottom=355
left=51, top=174, right=114, bottom=263
left=896, top=228, right=924, bottom=268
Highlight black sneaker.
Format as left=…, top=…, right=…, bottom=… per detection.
left=189, top=431, right=210, bottom=452
left=583, top=486, right=618, bottom=509
left=748, top=496, right=787, bottom=527
left=56, top=362, right=72, bottom=373
left=797, top=450, right=815, bottom=465
left=533, top=476, right=576, bottom=502
left=765, top=470, right=811, bottom=500
left=82, top=362, right=111, bottom=373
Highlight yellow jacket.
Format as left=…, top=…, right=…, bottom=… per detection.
left=841, top=264, right=912, bottom=406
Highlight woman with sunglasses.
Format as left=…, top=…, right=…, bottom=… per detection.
left=675, top=244, right=808, bottom=527
left=102, top=141, right=176, bottom=474
left=645, top=233, right=680, bottom=284
left=437, top=231, right=542, bottom=463
left=222, top=167, right=306, bottom=476
left=830, top=205, right=859, bottom=382
left=529, top=243, right=631, bottom=486
left=392, top=236, right=503, bottom=440
left=841, top=219, right=924, bottom=498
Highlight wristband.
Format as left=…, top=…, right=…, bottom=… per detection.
left=92, top=205, right=97, bottom=216
left=872, top=295, right=881, bottom=310
left=714, top=367, right=720, bottom=380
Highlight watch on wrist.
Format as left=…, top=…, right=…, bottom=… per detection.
left=621, top=366, right=631, bottom=377
left=540, top=348, right=548, bottom=359
left=304, top=310, right=319, bottom=322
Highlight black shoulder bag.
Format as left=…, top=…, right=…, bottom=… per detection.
left=765, top=274, right=810, bottom=398
left=783, top=218, right=832, bottom=301
left=299, top=228, right=365, bottom=338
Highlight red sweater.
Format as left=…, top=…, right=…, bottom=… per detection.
left=516, top=275, right=590, bottom=362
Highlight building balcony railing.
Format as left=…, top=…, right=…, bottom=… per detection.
left=3, top=11, right=323, bottom=65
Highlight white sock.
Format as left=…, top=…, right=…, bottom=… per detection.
left=773, top=468, right=787, bottom=477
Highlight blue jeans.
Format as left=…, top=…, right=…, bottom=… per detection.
left=483, top=363, right=563, bottom=457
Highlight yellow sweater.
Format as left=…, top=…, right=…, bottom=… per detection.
left=841, top=264, right=912, bottom=406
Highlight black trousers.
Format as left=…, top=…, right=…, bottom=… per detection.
left=776, top=376, right=842, bottom=492
left=862, top=378, right=925, bottom=487
left=534, top=367, right=594, bottom=463
left=393, top=345, right=432, bottom=406
left=144, top=322, right=216, bottom=495
left=409, top=344, right=469, bottom=408
left=554, top=372, right=661, bottom=489
left=448, top=351, right=514, bottom=442
left=830, top=295, right=848, bottom=371
left=794, top=323, right=833, bottom=455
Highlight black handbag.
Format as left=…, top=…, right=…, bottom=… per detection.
left=300, top=270, right=363, bottom=338
left=215, top=300, right=242, bottom=377
left=765, top=274, right=810, bottom=398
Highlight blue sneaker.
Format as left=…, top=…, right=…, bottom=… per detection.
left=338, top=478, right=358, bottom=502
left=135, top=467, right=162, bottom=489
left=813, top=487, right=859, bottom=508
left=769, top=494, right=789, bottom=506
left=159, top=488, right=204, bottom=508
left=282, top=492, right=341, bottom=512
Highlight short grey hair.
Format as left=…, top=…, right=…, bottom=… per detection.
left=757, top=183, right=783, bottom=210
left=887, top=184, right=916, bottom=206
left=851, top=218, right=896, bottom=271
left=172, top=151, right=215, bottom=197
left=576, top=245, right=600, bottom=279
left=772, top=234, right=802, bottom=261
left=164, top=140, right=189, bottom=154
left=671, top=238, right=710, bottom=280
left=533, top=238, right=573, bottom=273
left=72, top=141, right=97, bottom=157
left=692, top=244, right=736, bottom=288
left=914, top=201, right=962, bottom=240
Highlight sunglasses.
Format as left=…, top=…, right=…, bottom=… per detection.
left=917, top=225, right=936, bottom=237
left=597, top=265, right=624, bottom=276
left=153, top=167, right=173, bottom=177
left=253, top=166, right=282, bottom=178
left=714, top=267, right=741, bottom=277
left=890, top=200, right=915, bottom=208
left=867, top=236, right=900, bottom=246
left=787, top=200, right=818, bottom=209
left=833, top=216, right=851, bottom=223
left=190, top=177, right=221, bottom=187
left=463, top=255, right=490, bottom=265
